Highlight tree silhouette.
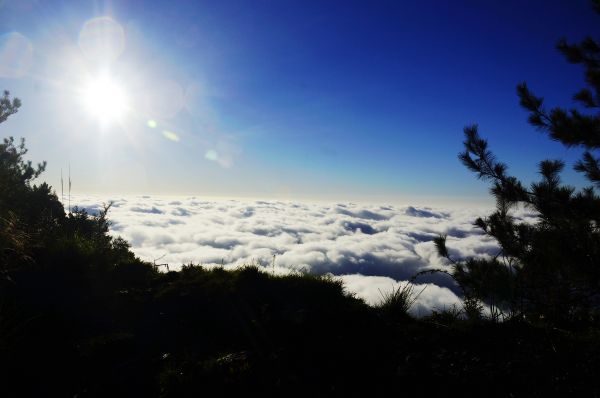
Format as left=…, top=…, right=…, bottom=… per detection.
left=0, top=90, right=21, bottom=124
left=0, top=93, right=51, bottom=271
left=436, top=1, right=600, bottom=324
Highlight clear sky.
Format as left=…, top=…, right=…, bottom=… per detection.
left=0, top=0, right=598, bottom=203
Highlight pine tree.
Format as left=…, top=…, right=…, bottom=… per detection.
left=436, top=1, right=600, bottom=324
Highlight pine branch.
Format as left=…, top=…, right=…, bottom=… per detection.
left=575, top=151, right=600, bottom=188
left=573, top=88, right=598, bottom=108
left=460, top=125, right=531, bottom=203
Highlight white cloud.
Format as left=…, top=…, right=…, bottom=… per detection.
left=70, top=195, right=517, bottom=313
left=339, top=274, right=463, bottom=316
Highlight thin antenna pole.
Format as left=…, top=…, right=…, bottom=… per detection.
left=68, top=163, right=71, bottom=213
left=61, top=168, right=64, bottom=206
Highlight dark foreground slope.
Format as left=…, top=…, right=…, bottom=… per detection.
left=2, top=259, right=600, bottom=397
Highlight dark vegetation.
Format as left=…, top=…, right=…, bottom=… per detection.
left=434, top=1, right=600, bottom=326
left=2, top=3, right=600, bottom=396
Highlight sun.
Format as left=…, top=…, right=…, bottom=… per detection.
left=82, top=74, right=129, bottom=124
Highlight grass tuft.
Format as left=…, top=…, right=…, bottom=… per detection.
left=377, top=282, right=425, bottom=321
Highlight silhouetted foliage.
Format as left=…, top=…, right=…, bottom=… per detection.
left=377, top=282, right=424, bottom=322
left=0, top=90, right=20, bottom=124
left=437, top=1, right=600, bottom=324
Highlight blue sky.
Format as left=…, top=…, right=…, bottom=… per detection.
left=0, top=0, right=598, bottom=203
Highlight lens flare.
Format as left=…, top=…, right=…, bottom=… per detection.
left=162, top=130, right=180, bottom=142
left=0, top=32, right=33, bottom=78
left=205, top=149, right=218, bottom=161
left=79, top=17, right=125, bottom=63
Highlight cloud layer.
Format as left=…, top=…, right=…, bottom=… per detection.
left=71, top=195, right=532, bottom=314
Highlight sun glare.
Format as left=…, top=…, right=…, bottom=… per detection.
left=83, top=74, right=129, bottom=124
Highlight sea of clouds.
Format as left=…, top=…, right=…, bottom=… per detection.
left=70, top=195, right=536, bottom=315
